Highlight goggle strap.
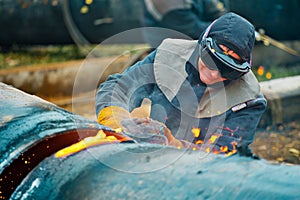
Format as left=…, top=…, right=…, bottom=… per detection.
left=202, top=21, right=253, bottom=67
left=201, top=20, right=217, bottom=41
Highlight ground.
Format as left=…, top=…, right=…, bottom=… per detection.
left=251, top=120, right=300, bottom=165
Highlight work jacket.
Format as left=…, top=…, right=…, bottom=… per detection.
left=95, top=39, right=267, bottom=150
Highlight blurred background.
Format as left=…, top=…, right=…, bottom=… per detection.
left=1, top=0, right=300, bottom=72
left=1, top=0, right=300, bottom=79
left=0, top=0, right=300, bottom=164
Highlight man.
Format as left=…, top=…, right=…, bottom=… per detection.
left=141, top=0, right=228, bottom=46
left=95, top=12, right=267, bottom=155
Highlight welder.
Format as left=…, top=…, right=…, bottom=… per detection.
left=95, top=12, right=267, bottom=155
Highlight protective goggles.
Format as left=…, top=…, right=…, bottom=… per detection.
left=199, top=37, right=251, bottom=80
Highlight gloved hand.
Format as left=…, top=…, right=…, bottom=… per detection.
left=237, top=142, right=260, bottom=159
left=97, top=98, right=152, bottom=129
left=97, top=106, right=131, bottom=129
left=130, top=98, right=152, bottom=118
left=121, top=118, right=199, bottom=149
left=121, top=118, right=168, bottom=144
left=98, top=98, right=198, bottom=149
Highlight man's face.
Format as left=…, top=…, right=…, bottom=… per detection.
left=198, top=58, right=227, bottom=85
left=198, top=44, right=242, bottom=84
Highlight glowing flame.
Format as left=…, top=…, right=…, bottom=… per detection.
left=212, top=148, right=220, bottom=154
left=208, top=134, right=220, bottom=144
left=225, top=141, right=238, bottom=156
left=191, top=128, right=201, bottom=138
left=220, top=146, right=228, bottom=152
left=192, top=147, right=197, bottom=151
left=55, top=130, right=128, bottom=158
left=114, top=128, right=123, bottom=133
left=205, top=147, right=210, bottom=153
left=195, top=140, right=204, bottom=145
left=191, top=127, right=238, bottom=156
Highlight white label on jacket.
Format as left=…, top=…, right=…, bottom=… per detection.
left=231, top=103, right=247, bottom=112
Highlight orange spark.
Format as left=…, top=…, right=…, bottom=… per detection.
left=191, top=128, right=201, bottom=138
left=195, top=140, right=204, bottom=145
left=220, top=146, right=228, bottom=152
left=208, top=134, right=220, bottom=144
left=212, top=148, right=220, bottom=154
left=225, top=149, right=237, bottom=157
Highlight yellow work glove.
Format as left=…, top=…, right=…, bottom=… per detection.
left=97, top=98, right=152, bottom=129
left=130, top=98, right=152, bottom=118
left=97, top=106, right=130, bottom=129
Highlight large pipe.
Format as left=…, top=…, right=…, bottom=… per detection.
left=0, top=0, right=72, bottom=46
left=0, top=82, right=131, bottom=199
left=10, top=143, right=300, bottom=199
left=1, top=83, right=300, bottom=199
left=0, top=0, right=143, bottom=46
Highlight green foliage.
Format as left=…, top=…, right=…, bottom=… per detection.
left=253, top=64, right=300, bottom=81
left=0, top=45, right=84, bottom=69
left=0, top=44, right=149, bottom=69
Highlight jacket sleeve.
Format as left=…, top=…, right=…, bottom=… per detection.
left=216, top=94, right=267, bottom=148
left=95, top=50, right=157, bottom=117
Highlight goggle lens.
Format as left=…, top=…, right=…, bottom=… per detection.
left=199, top=38, right=250, bottom=80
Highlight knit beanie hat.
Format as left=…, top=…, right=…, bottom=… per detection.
left=200, top=12, right=255, bottom=62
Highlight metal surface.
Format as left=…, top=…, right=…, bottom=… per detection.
left=0, top=82, right=117, bottom=199
left=10, top=143, right=300, bottom=200
left=1, top=83, right=300, bottom=199
left=0, top=0, right=72, bottom=46
left=0, top=0, right=143, bottom=46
